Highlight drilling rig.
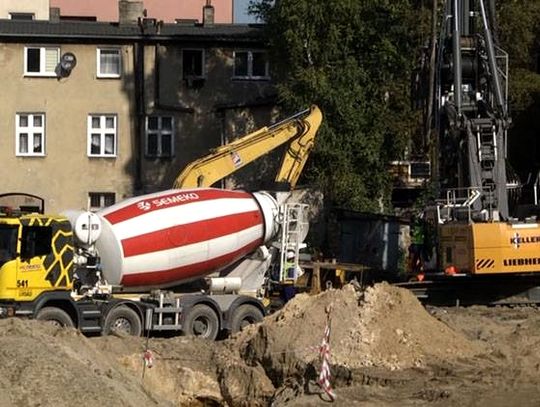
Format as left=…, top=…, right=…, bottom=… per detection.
left=433, top=0, right=511, bottom=219
left=412, top=0, right=540, bottom=304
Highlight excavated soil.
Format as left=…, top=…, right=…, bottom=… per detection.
left=2, top=283, right=540, bottom=406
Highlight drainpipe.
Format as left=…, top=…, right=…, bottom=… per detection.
left=119, top=0, right=145, bottom=193
left=133, top=40, right=144, bottom=192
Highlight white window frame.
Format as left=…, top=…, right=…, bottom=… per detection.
left=96, top=48, right=121, bottom=78
left=232, top=50, right=270, bottom=80
left=88, top=192, right=116, bottom=210
left=15, top=113, right=46, bottom=157
left=24, top=46, right=60, bottom=77
left=87, top=114, right=117, bottom=157
left=182, top=49, right=205, bottom=79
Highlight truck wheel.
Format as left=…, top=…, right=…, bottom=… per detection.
left=102, top=306, right=142, bottom=336
left=230, top=304, right=264, bottom=334
left=36, top=307, right=75, bottom=328
left=183, top=304, right=219, bottom=340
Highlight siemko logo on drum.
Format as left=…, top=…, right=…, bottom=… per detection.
left=137, top=192, right=200, bottom=211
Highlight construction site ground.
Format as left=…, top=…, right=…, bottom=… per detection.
left=2, top=283, right=540, bottom=406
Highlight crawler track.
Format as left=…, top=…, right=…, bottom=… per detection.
left=396, top=274, right=540, bottom=306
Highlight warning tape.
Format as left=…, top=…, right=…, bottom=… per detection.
left=316, top=310, right=336, bottom=401
left=143, top=349, right=154, bottom=369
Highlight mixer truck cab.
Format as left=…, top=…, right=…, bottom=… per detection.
left=0, top=213, right=96, bottom=330
left=0, top=214, right=74, bottom=301
left=0, top=188, right=307, bottom=340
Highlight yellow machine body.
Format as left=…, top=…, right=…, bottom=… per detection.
left=174, top=105, right=322, bottom=189
left=0, top=214, right=74, bottom=302
left=439, top=222, right=540, bottom=275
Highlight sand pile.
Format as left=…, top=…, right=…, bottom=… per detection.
left=0, top=318, right=169, bottom=407
left=0, top=283, right=485, bottom=406
left=232, top=282, right=483, bottom=373
left=95, top=334, right=274, bottom=406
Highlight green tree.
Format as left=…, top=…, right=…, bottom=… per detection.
left=497, top=1, right=540, bottom=181
left=251, top=0, right=424, bottom=212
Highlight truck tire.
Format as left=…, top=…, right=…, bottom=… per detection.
left=183, top=304, right=219, bottom=340
left=35, top=307, right=75, bottom=328
left=102, top=306, right=142, bottom=336
left=230, top=304, right=264, bottom=334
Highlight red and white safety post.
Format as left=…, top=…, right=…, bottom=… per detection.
left=141, top=313, right=155, bottom=381
left=317, top=306, right=336, bottom=401
left=143, top=349, right=154, bottom=369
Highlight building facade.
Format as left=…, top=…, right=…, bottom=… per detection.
left=0, top=0, right=49, bottom=20
left=50, top=0, right=233, bottom=23
left=0, top=3, right=276, bottom=213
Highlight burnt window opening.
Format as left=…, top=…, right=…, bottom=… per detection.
left=182, top=49, right=204, bottom=79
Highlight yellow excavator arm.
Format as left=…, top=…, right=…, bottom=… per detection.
left=173, top=105, right=323, bottom=189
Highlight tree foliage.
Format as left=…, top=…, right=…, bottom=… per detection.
left=251, top=1, right=540, bottom=209
left=251, top=0, right=424, bottom=212
left=497, top=1, right=540, bottom=178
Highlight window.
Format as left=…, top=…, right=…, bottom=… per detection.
left=0, top=225, right=18, bottom=266
left=87, top=115, right=117, bottom=157
left=182, top=49, right=205, bottom=79
left=97, top=48, right=121, bottom=78
left=233, top=50, right=269, bottom=79
left=146, top=116, right=174, bottom=157
left=410, top=162, right=431, bottom=179
left=24, top=47, right=59, bottom=76
left=16, top=113, right=45, bottom=156
left=88, top=192, right=115, bottom=210
left=21, top=226, right=52, bottom=258
left=9, top=13, right=34, bottom=20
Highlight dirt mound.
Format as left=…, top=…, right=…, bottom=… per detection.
left=351, top=282, right=483, bottom=369
left=0, top=318, right=169, bottom=407
left=233, top=282, right=482, bottom=374
left=0, top=283, right=486, bottom=406
left=94, top=334, right=275, bottom=406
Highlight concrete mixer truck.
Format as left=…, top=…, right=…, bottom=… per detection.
left=0, top=187, right=309, bottom=340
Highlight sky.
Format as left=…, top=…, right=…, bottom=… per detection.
left=234, top=0, right=257, bottom=24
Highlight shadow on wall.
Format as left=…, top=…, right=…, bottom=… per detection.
left=122, top=41, right=279, bottom=194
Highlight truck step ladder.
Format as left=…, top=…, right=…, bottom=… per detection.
left=144, top=293, right=183, bottom=331
left=78, top=303, right=103, bottom=333
left=278, top=203, right=309, bottom=282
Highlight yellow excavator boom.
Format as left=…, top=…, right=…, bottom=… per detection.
left=173, top=105, right=323, bottom=189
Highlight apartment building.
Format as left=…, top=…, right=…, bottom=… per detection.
left=0, top=0, right=49, bottom=20
left=50, top=0, right=234, bottom=23
left=0, top=0, right=234, bottom=23
left=0, top=2, right=276, bottom=212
